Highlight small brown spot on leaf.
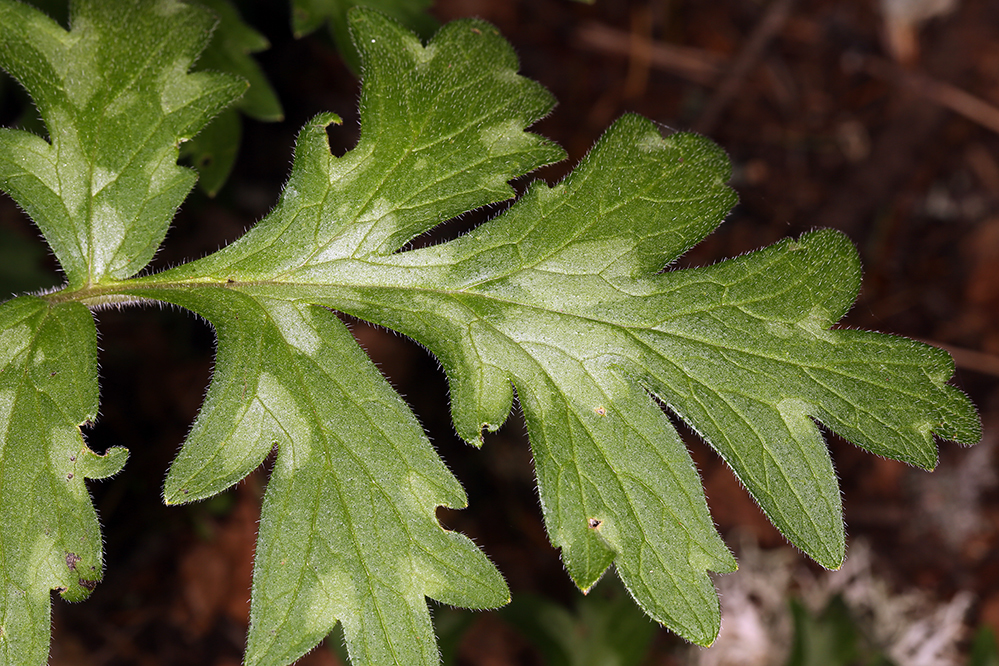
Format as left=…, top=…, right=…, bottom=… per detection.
left=66, top=473, right=73, bottom=480
left=65, top=552, right=81, bottom=572
left=78, top=579, right=97, bottom=592
left=588, top=518, right=602, bottom=529
left=471, top=27, right=481, bottom=34
left=594, top=406, right=607, bottom=416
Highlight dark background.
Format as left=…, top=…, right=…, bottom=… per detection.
left=2, top=0, right=999, bottom=663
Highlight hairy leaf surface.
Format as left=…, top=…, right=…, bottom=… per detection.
left=143, top=8, right=979, bottom=655
left=184, top=0, right=284, bottom=195
left=0, top=3, right=981, bottom=666
left=0, top=0, right=245, bottom=286
left=141, top=287, right=508, bottom=666
left=0, top=297, right=126, bottom=663
left=291, top=0, right=437, bottom=71
left=137, top=11, right=565, bottom=665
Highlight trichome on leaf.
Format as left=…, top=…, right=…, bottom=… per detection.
left=0, top=1, right=980, bottom=665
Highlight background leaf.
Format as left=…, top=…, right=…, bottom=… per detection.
left=183, top=0, right=284, bottom=196
left=786, top=596, right=891, bottom=666
left=291, top=0, right=438, bottom=72
left=500, top=576, right=658, bottom=666
left=0, top=226, right=59, bottom=298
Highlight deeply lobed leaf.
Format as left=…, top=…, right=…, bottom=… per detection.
left=0, top=0, right=245, bottom=286
left=0, top=296, right=126, bottom=662
left=162, top=11, right=565, bottom=283
left=141, top=288, right=507, bottom=666
left=135, top=10, right=567, bottom=665
left=141, top=8, right=978, bottom=654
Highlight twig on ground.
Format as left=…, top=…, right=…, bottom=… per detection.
left=573, top=21, right=724, bottom=87
left=693, top=0, right=798, bottom=135
left=965, top=144, right=999, bottom=197
left=844, top=52, right=999, bottom=136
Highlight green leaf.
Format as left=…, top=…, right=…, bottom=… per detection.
left=786, top=597, right=891, bottom=666
left=196, top=0, right=283, bottom=123
left=0, top=0, right=245, bottom=286
left=131, top=11, right=565, bottom=665
left=0, top=296, right=127, bottom=663
left=179, top=106, right=244, bottom=197
left=291, top=0, right=438, bottom=72
left=184, top=0, right=284, bottom=196
left=148, top=288, right=508, bottom=666
left=968, top=626, right=999, bottom=666
left=162, top=12, right=564, bottom=277
left=0, top=226, right=60, bottom=298
left=500, top=576, right=658, bottom=666
left=0, top=3, right=980, bottom=665
left=132, top=7, right=977, bottom=654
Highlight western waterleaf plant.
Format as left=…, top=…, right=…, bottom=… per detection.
left=0, top=1, right=980, bottom=665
